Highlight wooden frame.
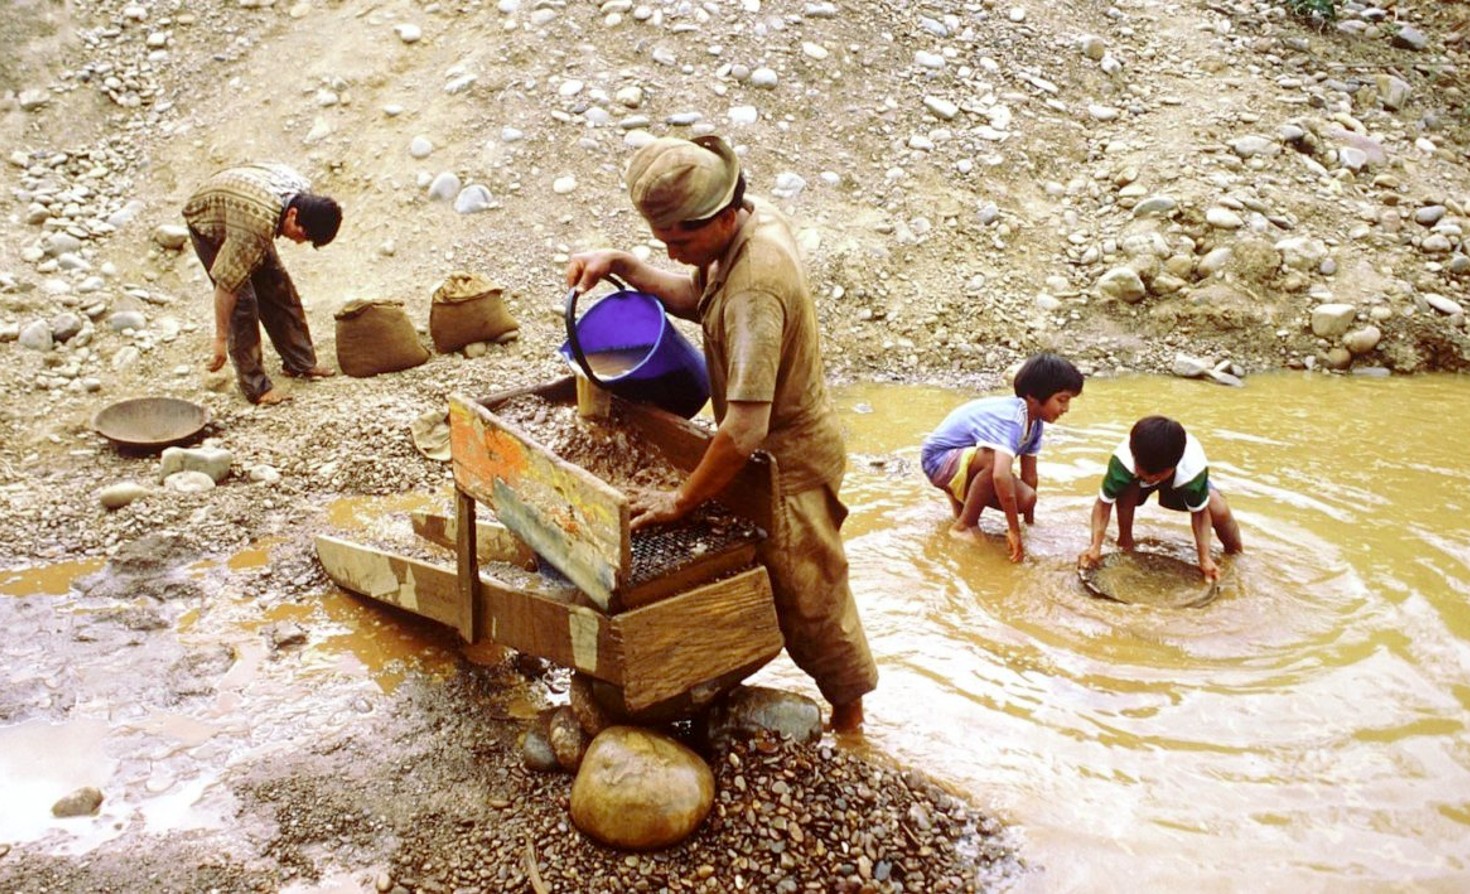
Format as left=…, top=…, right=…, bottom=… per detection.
left=313, top=376, right=786, bottom=715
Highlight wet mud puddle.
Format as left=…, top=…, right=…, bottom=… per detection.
left=0, top=492, right=524, bottom=855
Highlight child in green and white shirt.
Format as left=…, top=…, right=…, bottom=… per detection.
left=1077, top=416, right=1243, bottom=582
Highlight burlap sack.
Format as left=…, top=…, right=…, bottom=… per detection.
left=334, top=299, right=430, bottom=378
left=429, top=271, right=519, bottom=353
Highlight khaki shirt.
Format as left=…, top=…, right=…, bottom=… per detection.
left=182, top=163, right=309, bottom=295
left=695, top=197, right=845, bottom=493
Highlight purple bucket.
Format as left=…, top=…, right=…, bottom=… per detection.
left=560, top=288, right=711, bottom=419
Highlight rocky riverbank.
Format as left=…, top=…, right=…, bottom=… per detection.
left=3, top=0, right=1470, bottom=890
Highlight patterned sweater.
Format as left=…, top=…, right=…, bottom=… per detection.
left=182, top=163, right=309, bottom=294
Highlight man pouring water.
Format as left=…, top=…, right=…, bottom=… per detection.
left=565, top=134, right=878, bottom=732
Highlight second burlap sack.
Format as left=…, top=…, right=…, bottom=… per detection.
left=334, top=299, right=430, bottom=377
left=429, top=271, right=519, bottom=353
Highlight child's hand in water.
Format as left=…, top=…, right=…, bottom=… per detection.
left=1077, top=546, right=1102, bottom=570
left=1199, top=556, right=1220, bottom=582
left=1006, top=528, right=1024, bottom=563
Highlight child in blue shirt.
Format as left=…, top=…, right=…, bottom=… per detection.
left=920, top=352, right=1084, bottom=562
left=1077, top=415, right=1244, bottom=582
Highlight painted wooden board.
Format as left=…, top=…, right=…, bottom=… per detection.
left=410, top=511, right=537, bottom=570
left=448, top=392, right=629, bottom=609
left=478, top=376, right=776, bottom=536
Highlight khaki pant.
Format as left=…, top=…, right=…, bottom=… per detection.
left=758, top=481, right=879, bottom=707
left=189, top=230, right=319, bottom=403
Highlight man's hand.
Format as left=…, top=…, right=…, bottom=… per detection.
left=1005, top=528, right=1024, bottom=563
left=1077, top=546, right=1103, bottom=570
left=629, top=487, right=687, bottom=531
left=565, top=251, right=621, bottom=294
left=1199, top=556, right=1221, bottom=583
left=207, top=335, right=228, bottom=372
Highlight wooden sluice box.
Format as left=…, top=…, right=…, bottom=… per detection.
left=315, top=376, right=784, bottom=716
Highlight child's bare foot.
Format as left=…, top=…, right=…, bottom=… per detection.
left=948, top=523, right=983, bottom=544
left=256, top=388, right=292, bottom=406
left=287, top=365, right=335, bottom=379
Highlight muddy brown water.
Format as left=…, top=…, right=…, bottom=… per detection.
left=755, top=372, right=1470, bottom=892
left=3, top=373, right=1468, bottom=890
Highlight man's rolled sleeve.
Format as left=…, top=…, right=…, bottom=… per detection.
left=721, top=290, right=783, bottom=404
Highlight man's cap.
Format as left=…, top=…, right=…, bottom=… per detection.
left=625, top=135, right=741, bottom=228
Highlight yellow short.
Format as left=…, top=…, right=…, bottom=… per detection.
left=944, top=447, right=978, bottom=503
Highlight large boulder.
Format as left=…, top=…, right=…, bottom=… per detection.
left=570, top=726, right=714, bottom=851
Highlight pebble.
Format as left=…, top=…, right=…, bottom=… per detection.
left=454, top=184, right=494, bottom=213
left=1311, top=303, right=1357, bottom=338
left=159, top=446, right=233, bottom=484
left=99, top=481, right=150, bottom=510
left=1207, top=208, right=1244, bottom=230
left=1097, top=267, right=1146, bottom=303
left=427, top=172, right=460, bottom=201
left=51, top=787, right=104, bottom=818
left=163, top=470, right=216, bottom=493
left=1343, top=325, right=1382, bottom=356
left=19, top=320, right=54, bottom=351
left=1424, top=294, right=1464, bottom=316
left=923, top=96, right=958, bottom=121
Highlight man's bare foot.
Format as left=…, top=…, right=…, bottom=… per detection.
left=256, top=388, right=293, bottom=406
left=286, top=365, right=336, bottom=379
left=829, top=698, right=864, bottom=733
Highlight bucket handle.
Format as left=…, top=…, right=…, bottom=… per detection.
left=563, top=274, right=631, bottom=390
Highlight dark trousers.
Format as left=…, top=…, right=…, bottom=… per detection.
left=188, top=230, right=318, bottom=403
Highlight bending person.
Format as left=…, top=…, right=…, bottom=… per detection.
left=183, top=162, right=340, bottom=405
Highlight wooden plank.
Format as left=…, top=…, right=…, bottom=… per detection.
left=315, top=535, right=465, bottom=631
left=612, top=566, right=783, bottom=712
left=575, top=372, right=612, bottom=419
left=482, top=579, right=622, bottom=682
left=479, top=375, right=577, bottom=410
left=448, top=392, right=629, bottom=610
left=620, top=399, right=777, bottom=535
left=410, top=511, right=536, bottom=570
left=315, top=535, right=623, bottom=682
left=455, top=489, right=481, bottom=642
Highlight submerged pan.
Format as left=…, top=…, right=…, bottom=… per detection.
left=1078, top=550, right=1219, bottom=608
left=93, top=397, right=210, bottom=451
